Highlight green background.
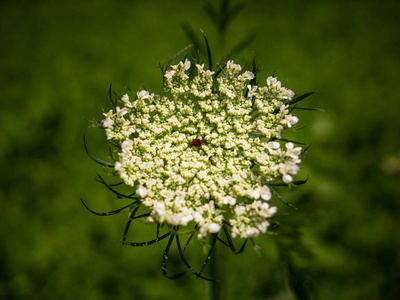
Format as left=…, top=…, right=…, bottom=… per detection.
left=1, top=0, right=399, bottom=299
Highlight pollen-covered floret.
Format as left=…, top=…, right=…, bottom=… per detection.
left=101, top=59, right=303, bottom=239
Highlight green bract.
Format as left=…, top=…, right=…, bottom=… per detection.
left=101, top=59, right=302, bottom=239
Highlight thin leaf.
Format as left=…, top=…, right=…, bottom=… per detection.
left=109, top=84, right=116, bottom=110
left=265, top=177, right=308, bottom=187
left=123, top=231, right=171, bottom=247
left=212, top=61, right=227, bottom=81
left=125, top=87, right=135, bottom=93
left=165, top=44, right=193, bottom=73
left=301, top=144, right=312, bottom=157
left=275, top=137, right=307, bottom=145
left=122, top=206, right=140, bottom=243
left=183, top=225, right=199, bottom=252
left=156, top=223, right=161, bottom=239
left=282, top=125, right=307, bottom=133
left=80, top=197, right=136, bottom=216
left=269, top=187, right=297, bottom=209
left=291, top=91, right=317, bottom=105
left=293, top=107, right=325, bottom=112
left=161, top=234, right=188, bottom=279
left=216, top=237, right=230, bottom=247
left=293, top=177, right=309, bottom=186
left=272, top=67, right=277, bottom=78
left=200, top=29, right=212, bottom=70
left=199, top=233, right=218, bottom=276
left=221, top=224, right=247, bottom=254
left=83, top=136, right=115, bottom=168
left=96, top=173, right=139, bottom=200
left=97, top=181, right=123, bottom=187
left=250, top=53, right=259, bottom=87
left=175, top=232, right=215, bottom=281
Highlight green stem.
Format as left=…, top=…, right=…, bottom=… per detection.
left=210, top=241, right=226, bottom=300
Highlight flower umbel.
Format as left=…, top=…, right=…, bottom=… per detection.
left=84, top=53, right=313, bottom=280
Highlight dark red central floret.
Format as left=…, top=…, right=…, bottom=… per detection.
left=192, top=138, right=201, bottom=148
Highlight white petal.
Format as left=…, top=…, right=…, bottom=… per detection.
left=136, top=185, right=149, bottom=198
left=286, top=142, right=294, bottom=150
left=121, top=94, right=129, bottom=102
left=269, top=206, right=278, bottom=215
left=250, top=189, right=260, bottom=199
left=260, top=186, right=271, bottom=201
left=208, top=223, right=221, bottom=233
left=283, top=174, right=293, bottom=183
left=114, top=162, right=122, bottom=171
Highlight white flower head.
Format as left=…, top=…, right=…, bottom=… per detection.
left=99, top=58, right=306, bottom=240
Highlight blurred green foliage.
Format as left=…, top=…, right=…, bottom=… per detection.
left=1, top=0, right=400, bottom=299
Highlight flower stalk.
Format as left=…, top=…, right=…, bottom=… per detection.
left=210, top=241, right=226, bottom=300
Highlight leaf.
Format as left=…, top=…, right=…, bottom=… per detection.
left=291, top=91, right=317, bottom=105
left=292, top=177, right=309, bottom=186
left=212, top=61, right=227, bottom=81
left=183, top=224, right=199, bottom=252
left=125, top=87, right=135, bottom=94
left=198, top=233, right=218, bottom=276
left=122, top=206, right=140, bottom=243
left=123, top=231, right=171, bottom=247
left=175, top=232, right=215, bottom=281
left=250, top=53, right=260, bottom=87
left=95, top=173, right=139, bottom=199
left=269, top=187, right=297, bottom=209
left=161, top=234, right=188, bottom=279
left=275, top=137, right=307, bottom=145
left=109, top=84, right=116, bottom=110
left=80, top=196, right=137, bottom=216
left=301, top=144, right=312, bottom=157
left=200, top=29, right=212, bottom=70
left=272, top=67, right=277, bottom=78
left=220, top=224, right=247, bottom=254
left=83, top=136, right=115, bottom=168
left=164, top=44, right=193, bottom=73
left=264, top=177, right=308, bottom=187
left=293, top=106, right=325, bottom=112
